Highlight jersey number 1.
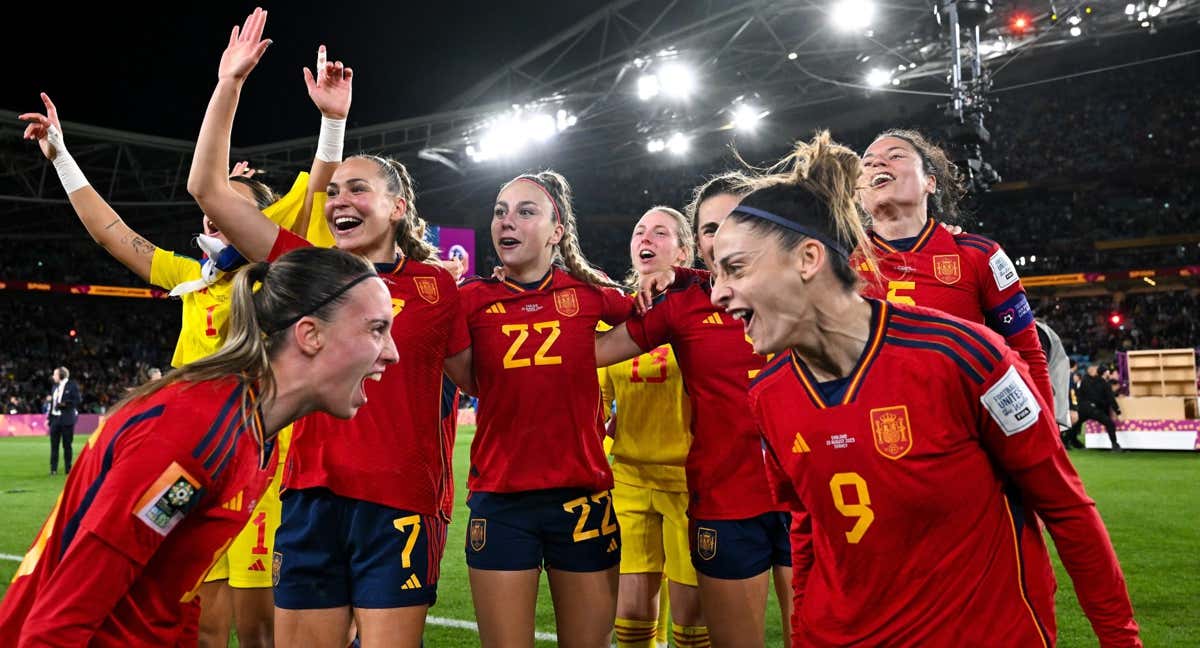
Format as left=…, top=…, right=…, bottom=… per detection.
left=630, top=347, right=669, bottom=383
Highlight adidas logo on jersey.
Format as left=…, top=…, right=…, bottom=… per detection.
left=485, top=302, right=506, bottom=314
left=792, top=432, right=811, bottom=454
left=400, top=574, right=423, bottom=590
left=701, top=313, right=723, bottom=325
left=606, top=538, right=619, bottom=553
left=248, top=559, right=266, bottom=572
left=221, top=491, right=243, bottom=512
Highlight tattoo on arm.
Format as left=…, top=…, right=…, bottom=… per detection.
left=103, top=218, right=120, bottom=230
left=121, top=233, right=155, bottom=256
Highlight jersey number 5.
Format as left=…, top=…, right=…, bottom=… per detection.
left=886, top=281, right=917, bottom=306
left=502, top=320, right=563, bottom=369
left=829, top=472, right=874, bottom=544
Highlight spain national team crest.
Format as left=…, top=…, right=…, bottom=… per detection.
left=469, top=519, right=487, bottom=552
left=932, top=254, right=962, bottom=285
left=414, top=276, right=440, bottom=304
left=870, top=405, right=913, bottom=460
left=272, top=552, right=282, bottom=587
left=554, top=288, right=580, bottom=317
left=696, top=527, right=718, bottom=561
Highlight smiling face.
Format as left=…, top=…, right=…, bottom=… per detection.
left=202, top=182, right=260, bottom=245
left=858, top=136, right=935, bottom=218
left=695, top=192, right=742, bottom=269
left=491, top=180, right=563, bottom=277
left=709, top=218, right=819, bottom=356
left=308, top=277, right=399, bottom=419
left=325, top=158, right=404, bottom=259
left=630, top=209, right=687, bottom=275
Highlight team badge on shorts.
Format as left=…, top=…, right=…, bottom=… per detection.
left=414, top=277, right=440, bottom=304
left=554, top=288, right=580, bottom=317
left=933, top=254, right=962, bottom=285
left=469, top=519, right=487, bottom=552
left=696, top=527, right=718, bottom=561
left=272, top=552, right=282, bottom=586
left=870, top=405, right=913, bottom=460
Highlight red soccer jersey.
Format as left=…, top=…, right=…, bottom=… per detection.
left=0, top=378, right=276, bottom=648
left=270, top=229, right=470, bottom=514
left=857, top=218, right=1052, bottom=402
left=460, top=268, right=631, bottom=493
left=753, top=301, right=1140, bottom=648
left=626, top=268, right=780, bottom=520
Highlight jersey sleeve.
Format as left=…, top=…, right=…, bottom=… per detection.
left=598, top=365, right=616, bottom=424
left=261, top=172, right=309, bottom=233
left=625, top=291, right=677, bottom=352
left=18, top=531, right=143, bottom=647
left=267, top=227, right=313, bottom=262
left=77, top=409, right=217, bottom=567
left=598, top=286, right=635, bottom=326
left=971, top=239, right=1053, bottom=404
left=976, top=351, right=1142, bottom=647
left=149, top=248, right=199, bottom=291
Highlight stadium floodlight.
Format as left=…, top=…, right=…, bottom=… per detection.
left=1067, top=15, right=1082, bottom=25
left=1157, top=0, right=1167, bottom=6
left=787, top=52, right=798, bottom=60
left=1124, top=3, right=1135, bottom=14
left=647, top=138, right=666, bottom=153
left=831, top=0, right=876, bottom=32
left=638, top=74, right=660, bottom=101
left=666, top=132, right=690, bottom=155
left=1147, top=4, right=1161, bottom=16
left=1137, top=10, right=1148, bottom=19
left=1069, top=25, right=1082, bottom=36
left=865, top=68, right=892, bottom=87
left=657, top=63, right=697, bottom=99
left=732, top=104, right=763, bottom=131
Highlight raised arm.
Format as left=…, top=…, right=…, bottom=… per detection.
left=186, top=8, right=279, bottom=262
left=294, top=44, right=352, bottom=238
left=20, top=94, right=156, bottom=282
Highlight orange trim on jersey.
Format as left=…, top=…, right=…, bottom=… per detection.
left=501, top=269, right=555, bottom=293
left=788, top=300, right=889, bottom=408
left=870, top=218, right=937, bottom=254
left=1002, top=499, right=1051, bottom=648
left=382, top=256, right=408, bottom=276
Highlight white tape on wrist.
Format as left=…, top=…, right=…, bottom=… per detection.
left=47, top=126, right=89, bottom=194
left=316, top=116, right=346, bottom=163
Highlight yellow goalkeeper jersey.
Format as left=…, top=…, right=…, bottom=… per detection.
left=598, top=326, right=691, bottom=492
left=150, top=173, right=334, bottom=367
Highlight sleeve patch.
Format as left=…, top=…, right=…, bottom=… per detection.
left=986, top=292, right=1034, bottom=337
left=988, top=249, right=1019, bottom=291
left=133, top=462, right=204, bottom=536
left=981, top=366, right=1041, bottom=436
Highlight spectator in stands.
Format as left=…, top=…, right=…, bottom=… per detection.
left=1067, top=364, right=1123, bottom=451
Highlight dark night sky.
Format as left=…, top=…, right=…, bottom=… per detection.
left=7, top=2, right=600, bottom=145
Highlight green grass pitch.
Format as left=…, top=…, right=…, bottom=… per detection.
left=1, top=431, right=1196, bottom=645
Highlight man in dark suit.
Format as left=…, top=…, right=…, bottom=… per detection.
left=47, top=367, right=81, bottom=475
left=1066, top=363, right=1123, bottom=451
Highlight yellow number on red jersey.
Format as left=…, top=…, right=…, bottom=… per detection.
left=502, top=320, right=563, bottom=369
left=885, top=281, right=917, bottom=305
left=830, top=472, right=874, bottom=544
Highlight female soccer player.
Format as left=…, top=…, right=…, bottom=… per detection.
left=18, top=70, right=345, bottom=646
left=596, top=176, right=792, bottom=648
left=712, top=131, right=1141, bottom=647
left=856, top=128, right=1051, bottom=400
left=187, top=10, right=469, bottom=647
left=0, top=246, right=400, bottom=647
left=599, top=206, right=707, bottom=648
left=459, top=170, right=632, bottom=648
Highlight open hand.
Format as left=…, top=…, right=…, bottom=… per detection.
left=230, top=160, right=257, bottom=178
left=18, top=93, right=64, bottom=161
left=218, top=7, right=272, bottom=83
left=303, top=45, right=353, bottom=119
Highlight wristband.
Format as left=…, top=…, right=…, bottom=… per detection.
left=316, top=116, right=346, bottom=163
left=48, top=126, right=90, bottom=194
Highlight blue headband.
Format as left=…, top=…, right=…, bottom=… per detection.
left=730, top=205, right=849, bottom=258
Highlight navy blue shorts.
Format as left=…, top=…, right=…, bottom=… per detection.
left=273, top=488, right=447, bottom=609
left=466, top=488, right=621, bottom=572
left=690, top=511, right=792, bottom=580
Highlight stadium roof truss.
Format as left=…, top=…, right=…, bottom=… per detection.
left=2, top=0, right=1198, bottom=234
